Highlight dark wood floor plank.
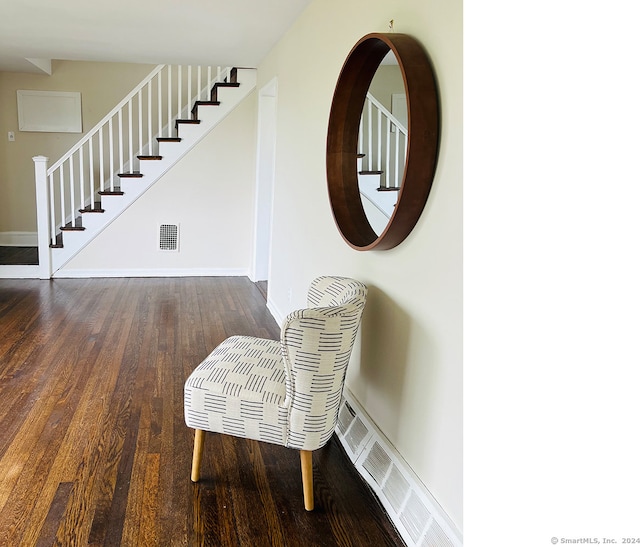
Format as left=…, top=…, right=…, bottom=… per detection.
left=35, top=482, right=73, bottom=547
left=0, top=277, right=404, bottom=547
left=137, top=453, right=160, bottom=546
left=249, top=442, right=287, bottom=546
left=119, top=403, right=152, bottom=545
left=0, top=246, right=38, bottom=265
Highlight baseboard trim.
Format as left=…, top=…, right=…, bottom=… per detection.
left=0, top=265, right=40, bottom=279
left=336, top=389, right=462, bottom=547
left=53, top=267, right=250, bottom=278
left=266, top=297, right=286, bottom=326
left=0, top=231, right=38, bottom=246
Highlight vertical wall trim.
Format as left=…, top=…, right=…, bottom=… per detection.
left=250, top=77, right=278, bottom=282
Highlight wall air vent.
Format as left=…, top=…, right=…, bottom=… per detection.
left=420, top=519, right=454, bottom=547
left=382, top=464, right=410, bottom=512
left=337, top=398, right=372, bottom=459
left=159, top=224, right=179, bottom=251
left=345, top=416, right=369, bottom=455
left=400, top=491, right=431, bottom=544
left=337, top=401, right=356, bottom=434
left=362, top=441, right=392, bottom=487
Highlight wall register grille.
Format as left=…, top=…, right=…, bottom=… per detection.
left=335, top=390, right=462, bottom=547
left=159, top=224, right=179, bottom=251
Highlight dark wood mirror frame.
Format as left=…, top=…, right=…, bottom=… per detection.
left=326, top=33, right=440, bottom=250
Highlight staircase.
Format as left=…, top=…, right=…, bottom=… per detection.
left=356, top=92, right=408, bottom=234
left=34, top=65, right=257, bottom=278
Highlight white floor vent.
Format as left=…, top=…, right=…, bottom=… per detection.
left=336, top=400, right=372, bottom=458
left=401, top=491, right=431, bottom=543
left=362, top=441, right=391, bottom=486
left=159, top=223, right=179, bottom=251
left=335, top=390, right=462, bottom=547
left=421, top=519, right=454, bottom=547
left=383, top=464, right=410, bottom=512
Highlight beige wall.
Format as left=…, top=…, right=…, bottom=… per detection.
left=61, top=92, right=257, bottom=274
left=0, top=61, right=154, bottom=234
left=257, top=0, right=462, bottom=529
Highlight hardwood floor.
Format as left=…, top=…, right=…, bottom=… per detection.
left=0, top=277, right=403, bottom=546
left=0, top=246, right=38, bottom=265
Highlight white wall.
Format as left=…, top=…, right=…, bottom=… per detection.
left=258, top=0, right=462, bottom=530
left=61, top=93, right=257, bottom=275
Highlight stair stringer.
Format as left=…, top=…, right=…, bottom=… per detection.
left=50, top=68, right=257, bottom=275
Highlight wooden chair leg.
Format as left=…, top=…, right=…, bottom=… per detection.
left=191, top=429, right=205, bottom=482
left=300, top=450, right=314, bottom=511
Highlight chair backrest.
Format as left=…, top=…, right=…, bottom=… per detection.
left=280, top=276, right=367, bottom=451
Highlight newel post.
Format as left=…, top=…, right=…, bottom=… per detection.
left=33, top=156, right=52, bottom=279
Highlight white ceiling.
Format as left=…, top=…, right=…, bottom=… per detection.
left=0, top=0, right=313, bottom=73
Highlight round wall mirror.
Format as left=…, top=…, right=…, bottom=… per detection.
left=326, top=33, right=440, bottom=251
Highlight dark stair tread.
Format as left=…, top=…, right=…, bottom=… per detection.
left=157, top=137, right=182, bottom=142
left=377, top=186, right=401, bottom=192
left=137, top=155, right=162, bottom=160
left=359, top=170, right=384, bottom=175
left=357, top=153, right=366, bottom=158
left=98, top=188, right=124, bottom=196
left=79, top=205, right=105, bottom=213
left=193, top=100, right=220, bottom=108
left=60, top=218, right=85, bottom=231
left=118, top=172, right=143, bottom=178
left=214, top=82, right=240, bottom=89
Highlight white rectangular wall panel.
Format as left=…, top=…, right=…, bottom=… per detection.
left=17, top=90, right=82, bottom=133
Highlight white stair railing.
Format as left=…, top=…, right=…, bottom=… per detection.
left=34, top=64, right=232, bottom=262
left=358, top=93, right=408, bottom=190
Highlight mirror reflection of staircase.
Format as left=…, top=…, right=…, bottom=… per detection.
left=357, top=92, right=407, bottom=235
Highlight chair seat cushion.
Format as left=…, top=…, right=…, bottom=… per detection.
left=184, top=336, right=288, bottom=446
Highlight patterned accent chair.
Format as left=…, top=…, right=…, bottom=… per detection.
left=184, top=276, right=367, bottom=510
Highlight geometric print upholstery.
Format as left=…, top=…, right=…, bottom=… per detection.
left=184, top=336, right=288, bottom=445
left=184, top=276, right=368, bottom=451
left=307, top=275, right=365, bottom=308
